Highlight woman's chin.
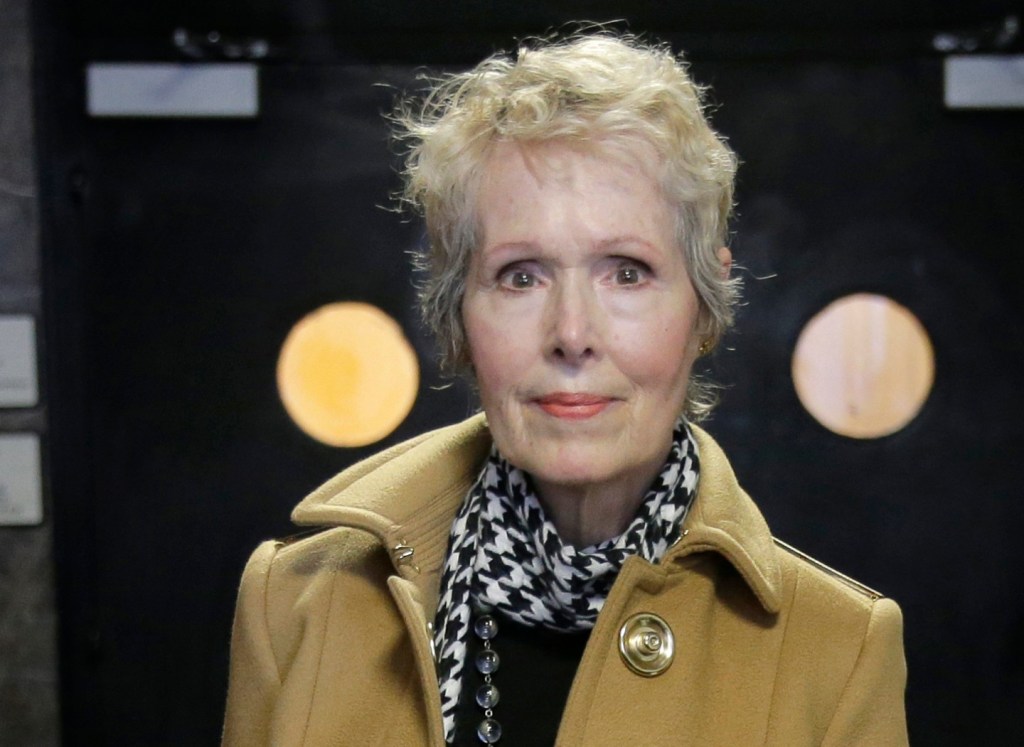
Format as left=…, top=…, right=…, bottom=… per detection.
left=521, top=446, right=640, bottom=498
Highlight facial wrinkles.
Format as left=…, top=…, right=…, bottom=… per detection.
left=479, top=158, right=683, bottom=385
left=464, top=141, right=702, bottom=535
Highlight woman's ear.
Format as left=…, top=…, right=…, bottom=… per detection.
left=717, top=246, right=732, bottom=279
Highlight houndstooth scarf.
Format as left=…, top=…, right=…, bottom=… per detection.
left=432, top=420, right=700, bottom=743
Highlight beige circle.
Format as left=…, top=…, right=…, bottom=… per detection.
left=792, top=293, right=934, bottom=439
left=277, top=302, right=419, bottom=447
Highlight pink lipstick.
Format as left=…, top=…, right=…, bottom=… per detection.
left=535, top=393, right=612, bottom=419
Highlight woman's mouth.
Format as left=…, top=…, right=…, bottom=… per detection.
left=534, top=393, right=613, bottom=419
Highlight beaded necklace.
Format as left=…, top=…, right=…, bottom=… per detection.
left=434, top=421, right=700, bottom=744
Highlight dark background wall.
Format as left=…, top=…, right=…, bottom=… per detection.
left=24, top=1, right=1024, bottom=744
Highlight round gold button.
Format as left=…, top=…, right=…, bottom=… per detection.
left=618, top=612, right=674, bottom=677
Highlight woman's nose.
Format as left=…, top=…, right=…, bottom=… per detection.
left=546, top=278, right=598, bottom=364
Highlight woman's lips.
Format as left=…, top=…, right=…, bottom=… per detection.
left=534, top=393, right=614, bottom=419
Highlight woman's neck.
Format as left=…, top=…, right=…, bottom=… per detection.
left=533, top=469, right=657, bottom=548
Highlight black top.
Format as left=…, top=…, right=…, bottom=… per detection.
left=454, top=610, right=591, bottom=745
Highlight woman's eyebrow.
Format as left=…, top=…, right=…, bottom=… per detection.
left=595, top=236, right=659, bottom=253
left=479, top=241, right=540, bottom=261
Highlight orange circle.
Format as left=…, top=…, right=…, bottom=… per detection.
left=277, top=302, right=419, bottom=447
left=792, top=293, right=934, bottom=439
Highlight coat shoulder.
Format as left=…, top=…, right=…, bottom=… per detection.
left=234, top=527, right=396, bottom=686
left=773, top=537, right=883, bottom=603
left=770, top=535, right=900, bottom=656
left=250, top=527, right=394, bottom=617
left=759, top=536, right=906, bottom=744
left=271, top=525, right=390, bottom=575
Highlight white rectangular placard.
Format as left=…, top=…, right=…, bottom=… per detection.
left=0, top=433, right=42, bottom=526
left=945, top=55, right=1024, bottom=109
left=87, top=62, right=259, bottom=118
left=0, top=315, right=38, bottom=407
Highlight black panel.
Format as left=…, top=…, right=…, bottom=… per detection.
left=55, top=0, right=1024, bottom=62
left=41, top=62, right=476, bottom=744
left=66, top=0, right=1021, bottom=36
left=705, top=59, right=1024, bottom=743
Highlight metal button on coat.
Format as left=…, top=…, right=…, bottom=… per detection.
left=618, top=612, right=675, bottom=676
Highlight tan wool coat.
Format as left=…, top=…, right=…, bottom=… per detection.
left=222, top=414, right=908, bottom=746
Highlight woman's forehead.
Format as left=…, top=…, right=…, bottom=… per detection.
left=481, top=137, right=662, bottom=183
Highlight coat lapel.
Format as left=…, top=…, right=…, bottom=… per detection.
left=667, top=425, right=783, bottom=613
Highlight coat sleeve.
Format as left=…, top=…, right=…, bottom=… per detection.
left=822, top=597, right=909, bottom=746
left=222, top=540, right=283, bottom=746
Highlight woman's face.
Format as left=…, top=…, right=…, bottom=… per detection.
left=463, top=141, right=705, bottom=506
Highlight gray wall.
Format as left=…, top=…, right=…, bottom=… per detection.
left=0, top=0, right=60, bottom=743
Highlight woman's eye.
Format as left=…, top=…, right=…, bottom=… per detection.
left=613, top=262, right=648, bottom=286
left=616, top=267, right=640, bottom=285
left=500, top=268, right=537, bottom=289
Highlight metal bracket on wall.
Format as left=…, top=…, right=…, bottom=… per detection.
left=86, top=62, right=260, bottom=118
left=934, top=15, right=1024, bottom=109
left=0, top=433, right=42, bottom=526
left=0, top=315, right=37, bottom=408
left=944, top=54, right=1024, bottom=108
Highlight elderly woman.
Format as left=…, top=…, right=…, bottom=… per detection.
left=223, top=33, right=908, bottom=746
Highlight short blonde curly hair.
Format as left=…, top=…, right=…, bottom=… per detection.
left=393, top=31, right=739, bottom=419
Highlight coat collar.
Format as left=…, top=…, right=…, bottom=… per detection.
left=291, top=414, right=782, bottom=614
left=292, top=414, right=491, bottom=606
left=668, top=427, right=782, bottom=613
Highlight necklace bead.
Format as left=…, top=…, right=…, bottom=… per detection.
left=475, top=648, right=500, bottom=675
left=474, top=614, right=499, bottom=640
left=475, top=683, right=500, bottom=709
left=473, top=611, right=503, bottom=743
left=477, top=717, right=503, bottom=744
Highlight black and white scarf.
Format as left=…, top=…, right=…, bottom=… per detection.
left=432, top=420, right=700, bottom=743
